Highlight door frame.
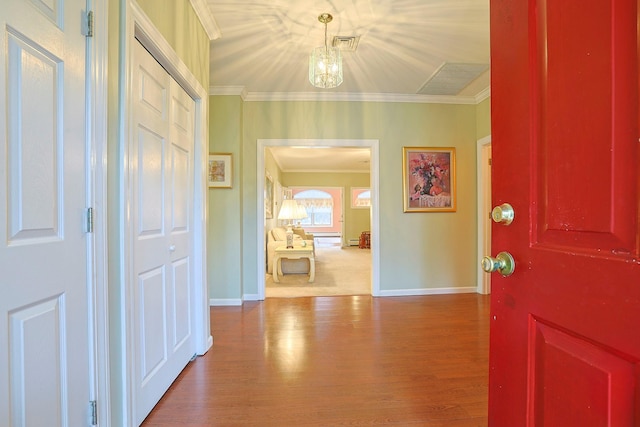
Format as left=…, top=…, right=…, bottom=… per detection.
left=256, top=139, right=380, bottom=300
left=88, top=0, right=110, bottom=424
left=476, top=135, right=491, bottom=294
left=340, top=186, right=346, bottom=246
left=118, top=2, right=212, bottom=425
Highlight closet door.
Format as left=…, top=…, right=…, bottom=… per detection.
left=131, top=40, right=196, bottom=424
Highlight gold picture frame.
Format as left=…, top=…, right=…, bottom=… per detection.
left=402, top=147, right=456, bottom=212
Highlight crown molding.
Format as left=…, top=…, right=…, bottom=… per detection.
left=283, top=169, right=370, bottom=174
left=209, top=86, right=248, bottom=99
left=474, top=86, right=491, bottom=103
left=244, top=91, right=480, bottom=104
left=190, top=0, right=221, bottom=40
left=209, top=86, right=490, bottom=104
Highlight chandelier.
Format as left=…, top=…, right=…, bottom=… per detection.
left=309, top=13, right=343, bottom=89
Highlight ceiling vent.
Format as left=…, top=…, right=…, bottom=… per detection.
left=418, top=62, right=489, bottom=95
left=332, top=35, right=360, bottom=52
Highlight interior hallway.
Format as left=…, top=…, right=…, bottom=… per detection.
left=142, top=294, right=490, bottom=426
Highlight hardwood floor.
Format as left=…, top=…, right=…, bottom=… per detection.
left=142, top=294, right=490, bottom=426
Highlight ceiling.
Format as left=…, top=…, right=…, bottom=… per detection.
left=269, top=146, right=371, bottom=173
left=205, top=0, right=490, bottom=170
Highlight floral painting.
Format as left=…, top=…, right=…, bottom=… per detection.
left=402, top=147, right=456, bottom=212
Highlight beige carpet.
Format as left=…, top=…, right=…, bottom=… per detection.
left=266, top=238, right=371, bottom=298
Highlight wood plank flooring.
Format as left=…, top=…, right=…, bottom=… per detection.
left=142, top=294, right=490, bottom=426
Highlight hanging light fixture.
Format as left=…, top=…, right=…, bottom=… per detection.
left=309, top=13, right=343, bottom=89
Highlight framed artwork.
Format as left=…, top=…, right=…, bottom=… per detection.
left=402, top=147, right=456, bottom=212
left=351, top=187, right=371, bottom=208
left=208, top=153, right=232, bottom=188
left=264, top=171, right=274, bottom=219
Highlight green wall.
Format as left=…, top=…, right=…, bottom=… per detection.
left=207, top=99, right=486, bottom=299
left=476, top=97, right=491, bottom=140
left=107, top=0, right=209, bottom=422
left=135, top=0, right=210, bottom=89
left=208, top=96, right=243, bottom=300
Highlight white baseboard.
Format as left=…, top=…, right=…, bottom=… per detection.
left=312, top=233, right=341, bottom=237
left=376, top=286, right=478, bottom=297
left=209, top=298, right=243, bottom=306
left=212, top=288, right=478, bottom=305
left=198, top=335, right=213, bottom=356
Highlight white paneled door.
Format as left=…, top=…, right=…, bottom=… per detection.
left=0, top=0, right=92, bottom=426
left=131, top=40, right=196, bottom=424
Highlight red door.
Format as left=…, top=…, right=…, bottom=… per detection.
left=489, top=0, right=640, bottom=425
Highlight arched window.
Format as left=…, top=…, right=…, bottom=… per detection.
left=355, top=190, right=370, bottom=207
left=294, top=190, right=333, bottom=227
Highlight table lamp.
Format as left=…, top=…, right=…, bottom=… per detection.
left=278, top=199, right=307, bottom=248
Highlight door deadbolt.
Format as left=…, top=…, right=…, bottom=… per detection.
left=481, top=251, right=516, bottom=277
left=491, top=203, right=514, bottom=225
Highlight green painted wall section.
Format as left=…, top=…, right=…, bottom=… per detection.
left=222, top=100, right=480, bottom=298
left=208, top=96, right=243, bottom=300
left=476, top=97, right=491, bottom=140
left=136, top=0, right=210, bottom=89
left=282, top=172, right=371, bottom=243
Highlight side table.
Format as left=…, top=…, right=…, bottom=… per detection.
left=273, top=246, right=315, bottom=283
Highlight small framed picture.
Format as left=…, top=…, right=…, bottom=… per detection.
left=402, top=147, right=456, bottom=212
left=264, top=171, right=274, bottom=219
left=208, top=153, right=232, bottom=188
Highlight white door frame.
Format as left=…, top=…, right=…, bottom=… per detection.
left=87, top=0, right=111, bottom=425
left=340, top=186, right=346, bottom=246
left=476, top=135, right=492, bottom=294
left=256, top=139, right=380, bottom=300
left=118, top=2, right=212, bottom=425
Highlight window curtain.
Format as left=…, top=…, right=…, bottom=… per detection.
left=295, top=198, right=334, bottom=209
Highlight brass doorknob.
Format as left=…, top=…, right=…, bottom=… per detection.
left=481, top=251, right=515, bottom=277
left=491, top=203, right=514, bottom=225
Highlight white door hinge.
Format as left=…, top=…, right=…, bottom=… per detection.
left=86, top=207, right=94, bottom=233
left=89, top=400, right=97, bottom=425
left=82, top=10, right=94, bottom=37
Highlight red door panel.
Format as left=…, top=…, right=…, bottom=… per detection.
left=529, top=320, right=637, bottom=426
left=532, top=0, right=638, bottom=253
left=489, top=0, right=640, bottom=425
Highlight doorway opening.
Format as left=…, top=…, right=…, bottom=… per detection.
left=256, top=139, right=380, bottom=300
left=477, top=135, right=492, bottom=294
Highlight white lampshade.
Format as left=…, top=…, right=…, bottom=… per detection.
left=295, top=203, right=308, bottom=220
left=278, top=199, right=306, bottom=223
